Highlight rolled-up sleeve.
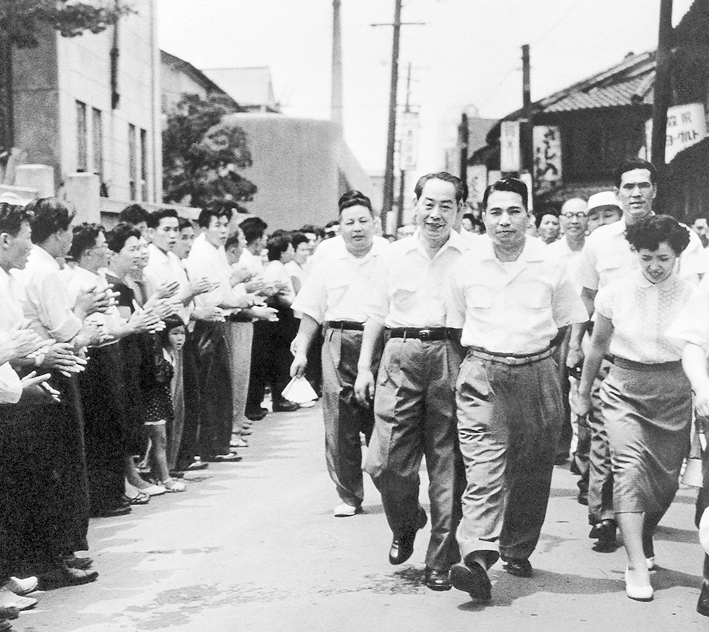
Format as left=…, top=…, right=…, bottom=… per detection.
left=361, top=254, right=390, bottom=325
left=551, top=267, right=589, bottom=328
left=444, top=265, right=466, bottom=329
left=33, top=272, right=82, bottom=342
left=292, top=265, right=327, bottom=323
left=0, top=363, right=22, bottom=404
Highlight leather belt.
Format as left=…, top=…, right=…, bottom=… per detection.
left=613, top=357, right=681, bottom=372
left=468, top=345, right=554, bottom=366
left=323, top=320, right=365, bottom=331
left=388, top=327, right=452, bottom=341
left=228, top=313, right=252, bottom=323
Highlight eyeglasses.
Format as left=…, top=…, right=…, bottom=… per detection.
left=561, top=212, right=587, bottom=219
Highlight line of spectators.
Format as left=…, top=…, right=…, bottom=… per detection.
left=0, top=197, right=338, bottom=628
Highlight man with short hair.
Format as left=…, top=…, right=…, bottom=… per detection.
left=692, top=217, right=709, bottom=248
left=240, top=217, right=274, bottom=420
left=355, top=172, right=469, bottom=592
left=118, top=204, right=151, bottom=238
left=13, top=198, right=103, bottom=588
left=446, top=178, right=587, bottom=601
left=547, top=198, right=589, bottom=466
left=569, top=158, right=708, bottom=552
left=291, top=191, right=388, bottom=517
left=185, top=207, right=250, bottom=462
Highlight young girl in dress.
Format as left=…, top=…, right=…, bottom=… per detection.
left=143, top=317, right=187, bottom=492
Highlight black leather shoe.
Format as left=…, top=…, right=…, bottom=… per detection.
left=424, top=568, right=451, bottom=591
left=388, top=507, right=427, bottom=565
left=503, top=558, right=533, bottom=578
left=450, top=561, right=491, bottom=601
left=590, top=519, right=617, bottom=552
left=64, top=554, right=93, bottom=570
left=272, top=399, right=300, bottom=412
left=697, top=582, right=709, bottom=617
left=90, top=505, right=132, bottom=518
left=39, top=565, right=99, bottom=590
left=245, top=408, right=268, bottom=421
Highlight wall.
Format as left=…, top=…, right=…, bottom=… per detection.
left=223, top=114, right=344, bottom=229
left=11, top=0, right=161, bottom=203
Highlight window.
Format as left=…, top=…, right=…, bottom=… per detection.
left=140, top=128, right=148, bottom=202
left=76, top=101, right=88, bottom=172
left=92, top=108, right=103, bottom=177
left=128, top=124, right=137, bottom=201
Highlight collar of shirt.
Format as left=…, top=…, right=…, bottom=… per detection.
left=474, top=234, right=546, bottom=264
left=27, top=244, right=61, bottom=273
left=405, top=228, right=469, bottom=259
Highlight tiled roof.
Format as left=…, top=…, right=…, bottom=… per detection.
left=543, top=74, right=654, bottom=112
left=538, top=51, right=656, bottom=113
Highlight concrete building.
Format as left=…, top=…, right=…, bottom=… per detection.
left=161, top=50, right=241, bottom=115
left=221, top=113, right=373, bottom=229
left=11, top=0, right=162, bottom=207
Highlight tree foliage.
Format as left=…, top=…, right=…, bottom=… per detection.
left=0, top=1, right=134, bottom=48
left=162, top=93, right=257, bottom=210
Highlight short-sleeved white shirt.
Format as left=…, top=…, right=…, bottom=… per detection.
left=595, top=271, right=693, bottom=363
left=292, top=238, right=388, bottom=324
left=578, top=217, right=707, bottom=293
left=366, top=230, right=469, bottom=328
left=446, top=235, right=588, bottom=354
left=667, top=274, right=709, bottom=352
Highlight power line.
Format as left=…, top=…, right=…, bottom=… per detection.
left=531, top=0, right=585, bottom=47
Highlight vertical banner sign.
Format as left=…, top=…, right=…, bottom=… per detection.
left=467, top=165, right=488, bottom=205
left=519, top=171, right=534, bottom=212
left=399, top=112, right=420, bottom=171
left=645, top=103, right=707, bottom=163
left=500, top=121, right=521, bottom=172
left=533, top=126, right=562, bottom=193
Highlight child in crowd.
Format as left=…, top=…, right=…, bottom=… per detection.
left=143, top=317, right=187, bottom=492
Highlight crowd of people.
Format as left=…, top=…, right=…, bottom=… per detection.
left=1, top=156, right=709, bottom=627
left=0, top=197, right=342, bottom=628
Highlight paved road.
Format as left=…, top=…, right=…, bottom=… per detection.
left=16, top=402, right=709, bottom=631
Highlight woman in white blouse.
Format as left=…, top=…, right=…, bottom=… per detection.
left=578, top=215, right=693, bottom=603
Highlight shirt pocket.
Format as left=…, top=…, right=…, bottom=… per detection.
left=597, top=256, right=624, bottom=286
left=518, top=281, right=551, bottom=309
left=324, top=277, right=349, bottom=306
left=391, top=279, right=419, bottom=307
left=464, top=285, right=493, bottom=309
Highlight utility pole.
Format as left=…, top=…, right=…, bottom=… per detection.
left=652, top=0, right=673, bottom=168
left=396, top=62, right=413, bottom=230
left=520, top=44, right=533, bottom=175
left=331, top=0, right=344, bottom=131
left=372, top=1, right=424, bottom=223
left=458, top=112, right=469, bottom=186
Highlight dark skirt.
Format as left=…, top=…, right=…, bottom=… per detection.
left=601, top=362, right=692, bottom=514
left=0, top=371, right=90, bottom=574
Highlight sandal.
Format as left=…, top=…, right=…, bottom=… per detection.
left=161, top=479, right=186, bottom=493
left=124, top=492, right=150, bottom=505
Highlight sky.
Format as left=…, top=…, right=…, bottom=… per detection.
left=156, top=0, right=694, bottom=176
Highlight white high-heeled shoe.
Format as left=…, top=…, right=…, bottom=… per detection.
left=646, top=556, right=656, bottom=571
left=625, top=566, right=654, bottom=602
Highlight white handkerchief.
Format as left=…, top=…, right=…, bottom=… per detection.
left=282, top=376, right=318, bottom=404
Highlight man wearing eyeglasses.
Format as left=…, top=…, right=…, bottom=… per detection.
left=570, top=158, right=707, bottom=554
left=547, top=198, right=588, bottom=467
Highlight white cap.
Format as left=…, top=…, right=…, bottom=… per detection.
left=587, top=191, right=621, bottom=212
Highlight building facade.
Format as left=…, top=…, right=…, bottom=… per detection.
left=11, top=0, right=162, bottom=205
